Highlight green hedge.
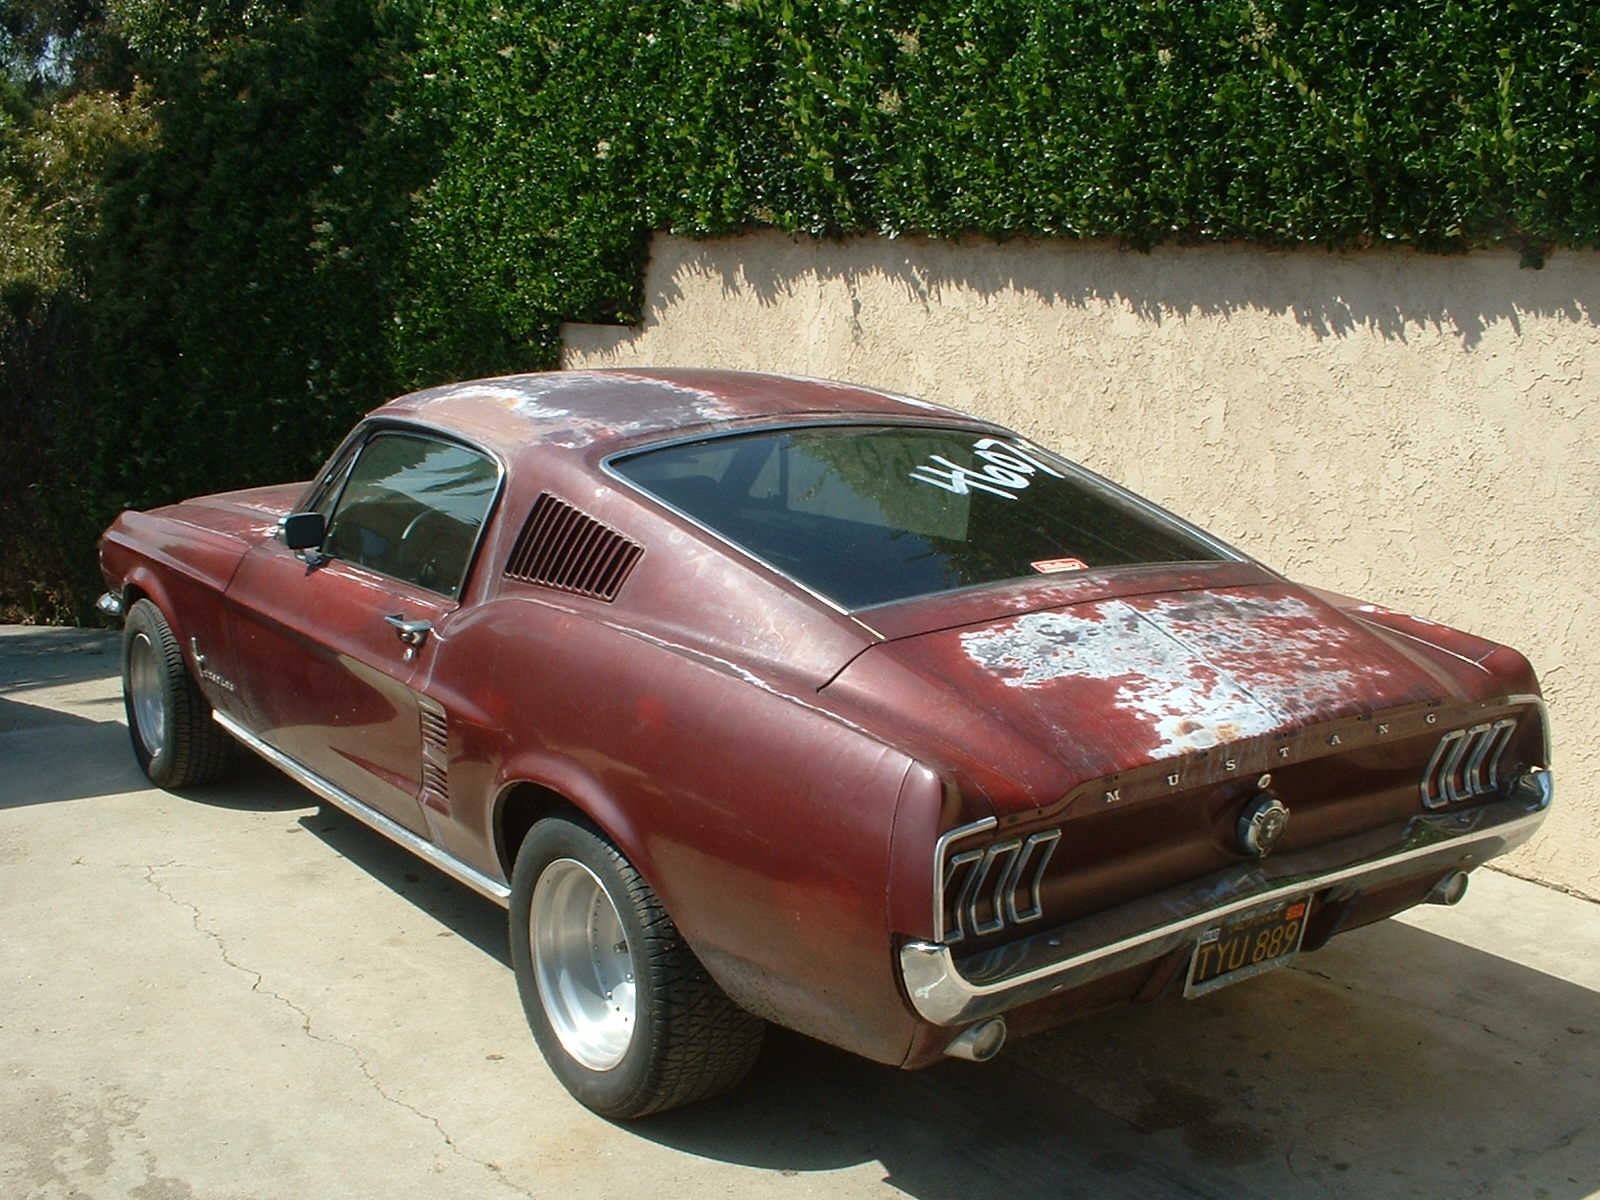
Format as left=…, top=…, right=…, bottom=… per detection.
left=402, top=0, right=1599, bottom=365
left=5, top=0, right=1598, bottom=620
left=72, top=0, right=433, bottom=512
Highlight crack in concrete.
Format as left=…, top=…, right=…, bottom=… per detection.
left=140, top=862, right=537, bottom=1200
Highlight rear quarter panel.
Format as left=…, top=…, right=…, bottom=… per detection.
left=432, top=589, right=925, bottom=1065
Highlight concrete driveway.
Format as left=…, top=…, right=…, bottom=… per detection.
left=2, top=624, right=1597, bottom=1200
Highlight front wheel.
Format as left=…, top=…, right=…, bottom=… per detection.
left=120, top=598, right=231, bottom=788
left=509, top=815, right=765, bottom=1118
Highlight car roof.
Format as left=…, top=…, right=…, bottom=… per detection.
left=373, top=369, right=987, bottom=459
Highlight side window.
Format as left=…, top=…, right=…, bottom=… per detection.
left=309, top=442, right=360, bottom=523
left=322, top=431, right=499, bottom=599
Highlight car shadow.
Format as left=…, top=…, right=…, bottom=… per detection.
left=300, top=794, right=1600, bottom=1200
left=20, top=627, right=1583, bottom=1199
left=0, top=628, right=155, bottom=809
left=0, top=697, right=153, bottom=809
left=0, top=702, right=324, bottom=812
left=636, top=923, right=1600, bottom=1200
left=0, top=691, right=120, bottom=736
left=176, top=749, right=344, bottom=813
left=0, top=627, right=119, bottom=692
left=295, top=792, right=512, bottom=966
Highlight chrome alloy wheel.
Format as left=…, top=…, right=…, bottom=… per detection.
left=127, top=630, right=168, bottom=759
left=531, top=857, right=637, bottom=1071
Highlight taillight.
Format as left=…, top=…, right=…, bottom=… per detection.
left=940, top=829, right=1061, bottom=945
left=1420, top=719, right=1515, bottom=808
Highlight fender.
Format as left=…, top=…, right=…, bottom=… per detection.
left=489, top=750, right=658, bottom=890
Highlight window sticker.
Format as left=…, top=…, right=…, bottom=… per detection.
left=908, top=437, right=1065, bottom=500
left=1032, top=557, right=1089, bottom=574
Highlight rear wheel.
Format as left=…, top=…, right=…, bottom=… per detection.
left=121, top=598, right=230, bottom=788
left=509, top=814, right=765, bottom=1118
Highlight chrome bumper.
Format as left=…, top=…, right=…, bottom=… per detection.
left=899, top=772, right=1552, bottom=1026
left=96, top=592, right=125, bottom=618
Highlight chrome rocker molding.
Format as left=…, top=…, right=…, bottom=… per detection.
left=901, top=772, right=1552, bottom=1027
left=213, top=711, right=512, bottom=905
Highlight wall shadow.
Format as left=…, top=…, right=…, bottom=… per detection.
left=646, top=232, right=1600, bottom=350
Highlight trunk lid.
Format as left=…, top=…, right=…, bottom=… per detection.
left=827, top=574, right=1502, bottom=816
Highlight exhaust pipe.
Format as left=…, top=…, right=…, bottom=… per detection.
left=1426, top=870, right=1471, bottom=906
left=944, top=1018, right=1007, bottom=1062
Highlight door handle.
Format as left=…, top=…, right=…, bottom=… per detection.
left=384, top=614, right=432, bottom=653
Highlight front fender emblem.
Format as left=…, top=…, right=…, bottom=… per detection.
left=1238, top=794, right=1290, bottom=858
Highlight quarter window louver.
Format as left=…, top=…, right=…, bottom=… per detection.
left=1421, top=719, right=1516, bottom=809
left=503, top=493, right=643, bottom=601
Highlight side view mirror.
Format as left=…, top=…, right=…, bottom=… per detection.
left=279, top=511, right=326, bottom=551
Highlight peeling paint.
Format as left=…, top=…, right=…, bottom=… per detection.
left=959, top=592, right=1397, bottom=756
left=392, top=369, right=989, bottom=454
left=393, top=371, right=756, bottom=449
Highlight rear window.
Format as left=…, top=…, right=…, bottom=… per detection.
left=610, top=425, right=1235, bottom=610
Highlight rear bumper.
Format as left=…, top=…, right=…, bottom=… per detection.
left=899, top=771, right=1552, bottom=1026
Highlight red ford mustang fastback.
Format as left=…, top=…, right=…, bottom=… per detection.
left=98, top=369, right=1552, bottom=1117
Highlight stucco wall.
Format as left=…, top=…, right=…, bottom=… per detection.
left=563, top=232, right=1600, bottom=900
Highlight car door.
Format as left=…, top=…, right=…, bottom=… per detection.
left=226, top=427, right=501, bottom=835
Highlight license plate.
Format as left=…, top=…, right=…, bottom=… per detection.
left=1184, top=899, right=1309, bottom=997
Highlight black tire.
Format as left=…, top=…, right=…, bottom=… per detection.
left=509, top=814, right=765, bottom=1118
left=120, top=598, right=231, bottom=788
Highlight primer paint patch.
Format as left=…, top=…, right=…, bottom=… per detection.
left=414, top=373, right=746, bottom=447
left=960, top=593, right=1378, bottom=755
left=1130, top=592, right=1389, bottom=720
left=605, top=373, right=744, bottom=433
left=413, top=378, right=581, bottom=424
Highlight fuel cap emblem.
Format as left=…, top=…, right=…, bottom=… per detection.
left=1238, top=794, right=1290, bottom=857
